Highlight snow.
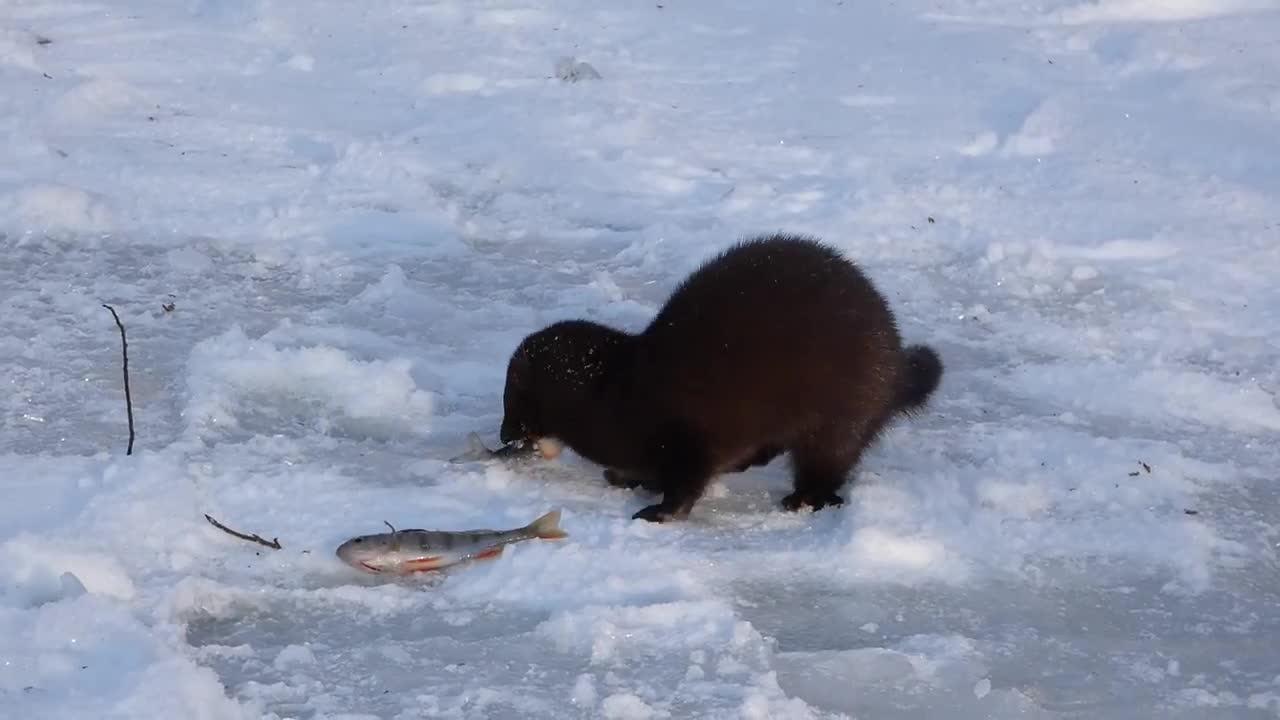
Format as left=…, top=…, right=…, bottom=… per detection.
left=2, top=0, right=1278, bottom=718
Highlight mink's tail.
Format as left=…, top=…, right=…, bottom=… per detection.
left=892, top=344, right=943, bottom=415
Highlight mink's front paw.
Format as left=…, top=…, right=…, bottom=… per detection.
left=632, top=503, right=681, bottom=523
left=604, top=468, right=640, bottom=489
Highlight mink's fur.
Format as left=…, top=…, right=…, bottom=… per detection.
left=499, top=233, right=943, bottom=522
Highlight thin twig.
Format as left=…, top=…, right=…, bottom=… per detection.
left=101, top=304, right=135, bottom=455
left=204, top=513, right=283, bottom=550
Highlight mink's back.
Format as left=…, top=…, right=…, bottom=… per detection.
left=634, top=234, right=904, bottom=447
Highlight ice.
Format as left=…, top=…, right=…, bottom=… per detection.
left=2, top=0, right=1279, bottom=717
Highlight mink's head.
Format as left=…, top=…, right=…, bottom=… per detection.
left=499, top=320, right=631, bottom=447
left=499, top=343, right=539, bottom=446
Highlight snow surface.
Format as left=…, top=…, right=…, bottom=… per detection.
left=2, top=0, right=1279, bottom=718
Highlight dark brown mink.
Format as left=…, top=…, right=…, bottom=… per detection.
left=498, top=232, right=942, bottom=522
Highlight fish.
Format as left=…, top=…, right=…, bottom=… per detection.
left=335, top=509, right=569, bottom=575
left=447, top=431, right=563, bottom=463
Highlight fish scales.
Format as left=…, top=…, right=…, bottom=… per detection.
left=335, top=510, right=569, bottom=575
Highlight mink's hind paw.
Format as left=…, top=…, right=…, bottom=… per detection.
left=781, top=491, right=845, bottom=512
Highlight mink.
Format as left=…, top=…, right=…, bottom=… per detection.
left=498, top=233, right=943, bottom=522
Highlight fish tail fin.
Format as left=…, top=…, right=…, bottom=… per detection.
left=527, top=509, right=568, bottom=540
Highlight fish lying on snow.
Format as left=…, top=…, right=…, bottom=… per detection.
left=335, top=509, right=569, bottom=574
left=448, top=431, right=563, bottom=463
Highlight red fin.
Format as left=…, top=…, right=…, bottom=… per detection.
left=404, top=556, right=442, bottom=572
left=472, top=547, right=504, bottom=560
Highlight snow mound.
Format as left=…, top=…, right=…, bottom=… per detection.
left=0, top=593, right=253, bottom=720
left=184, top=326, right=435, bottom=442
left=0, top=536, right=136, bottom=605
left=0, top=184, right=116, bottom=238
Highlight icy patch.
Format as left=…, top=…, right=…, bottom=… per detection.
left=184, top=326, right=434, bottom=441
left=272, top=643, right=316, bottom=671
left=283, top=53, right=314, bottom=72
left=601, top=693, right=661, bottom=719
left=773, top=635, right=1041, bottom=717
left=534, top=600, right=817, bottom=717
left=1048, top=238, right=1180, bottom=261
left=537, top=600, right=742, bottom=665
left=0, top=568, right=85, bottom=610
left=958, top=131, right=999, bottom=157
left=839, top=94, right=897, bottom=107
left=1004, top=361, right=1280, bottom=435
left=1002, top=96, right=1068, bottom=157
left=572, top=673, right=598, bottom=706
left=47, top=77, right=143, bottom=126
left=478, top=8, right=550, bottom=27
left=423, top=73, right=487, bottom=95
left=844, top=527, right=964, bottom=583
left=0, top=28, right=41, bottom=71
left=448, top=538, right=705, bottom=614
left=1057, top=0, right=1277, bottom=24
left=974, top=677, right=992, bottom=698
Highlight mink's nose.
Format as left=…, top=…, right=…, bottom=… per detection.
left=499, top=418, right=521, bottom=445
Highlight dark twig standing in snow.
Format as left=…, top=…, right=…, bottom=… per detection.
left=101, top=304, right=135, bottom=455
left=204, top=514, right=283, bottom=550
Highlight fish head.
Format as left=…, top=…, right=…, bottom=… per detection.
left=335, top=533, right=400, bottom=574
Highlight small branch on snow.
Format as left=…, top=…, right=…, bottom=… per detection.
left=204, top=514, right=283, bottom=550
left=102, top=304, right=135, bottom=455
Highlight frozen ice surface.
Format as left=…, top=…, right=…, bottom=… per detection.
left=2, top=0, right=1279, bottom=718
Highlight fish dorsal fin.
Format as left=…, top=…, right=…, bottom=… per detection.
left=449, top=432, right=496, bottom=463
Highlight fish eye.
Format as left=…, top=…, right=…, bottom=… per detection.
left=354, top=538, right=363, bottom=543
